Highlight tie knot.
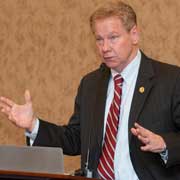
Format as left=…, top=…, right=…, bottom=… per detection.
left=114, top=74, right=123, bottom=87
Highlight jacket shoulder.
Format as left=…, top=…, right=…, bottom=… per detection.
left=141, top=51, right=180, bottom=77
left=81, top=63, right=110, bottom=82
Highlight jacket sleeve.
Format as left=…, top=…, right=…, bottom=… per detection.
left=161, top=71, right=180, bottom=167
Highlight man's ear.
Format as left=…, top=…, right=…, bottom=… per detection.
left=130, top=25, right=140, bottom=45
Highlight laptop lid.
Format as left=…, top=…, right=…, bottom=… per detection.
left=0, top=145, right=64, bottom=174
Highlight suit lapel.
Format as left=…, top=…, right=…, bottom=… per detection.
left=89, top=64, right=110, bottom=169
left=128, top=53, right=155, bottom=142
left=94, top=64, right=110, bottom=149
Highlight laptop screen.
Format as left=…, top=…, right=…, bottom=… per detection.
left=0, top=145, right=64, bottom=174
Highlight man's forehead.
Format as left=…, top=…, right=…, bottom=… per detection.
left=94, top=17, right=126, bottom=35
left=94, top=16, right=122, bottom=25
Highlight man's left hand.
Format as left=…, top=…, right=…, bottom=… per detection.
left=131, top=122, right=166, bottom=153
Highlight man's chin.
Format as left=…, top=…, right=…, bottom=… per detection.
left=104, top=62, right=122, bottom=72
left=104, top=62, right=118, bottom=69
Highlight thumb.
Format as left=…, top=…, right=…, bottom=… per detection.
left=24, top=89, right=32, bottom=104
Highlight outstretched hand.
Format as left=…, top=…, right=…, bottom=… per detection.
left=131, top=123, right=166, bottom=153
left=0, top=90, right=36, bottom=132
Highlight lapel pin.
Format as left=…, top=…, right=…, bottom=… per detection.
left=139, top=87, right=145, bottom=93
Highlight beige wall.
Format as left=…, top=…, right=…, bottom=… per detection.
left=0, top=0, right=179, bottom=173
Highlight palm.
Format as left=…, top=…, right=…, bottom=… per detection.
left=0, top=90, right=35, bottom=131
left=10, top=103, right=33, bottom=129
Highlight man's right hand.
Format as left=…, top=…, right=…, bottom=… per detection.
left=0, top=90, right=36, bottom=132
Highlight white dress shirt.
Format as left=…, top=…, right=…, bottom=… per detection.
left=103, top=50, right=141, bottom=180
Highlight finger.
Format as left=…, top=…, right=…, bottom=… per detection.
left=140, top=144, right=152, bottom=152
left=134, top=123, right=150, bottom=137
left=131, top=128, right=138, bottom=136
left=141, top=143, right=165, bottom=153
left=24, top=90, right=31, bottom=104
left=0, top=102, right=11, bottom=109
left=8, top=114, right=12, bottom=121
left=0, top=97, right=14, bottom=107
left=137, top=135, right=150, bottom=145
left=134, top=123, right=146, bottom=130
left=1, top=107, right=11, bottom=116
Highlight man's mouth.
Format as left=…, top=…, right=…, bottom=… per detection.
left=104, top=56, right=115, bottom=61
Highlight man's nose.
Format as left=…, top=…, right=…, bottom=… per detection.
left=102, top=40, right=111, bottom=52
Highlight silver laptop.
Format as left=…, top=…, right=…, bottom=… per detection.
left=0, top=145, right=64, bottom=174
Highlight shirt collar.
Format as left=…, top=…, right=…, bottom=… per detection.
left=111, top=50, right=141, bottom=84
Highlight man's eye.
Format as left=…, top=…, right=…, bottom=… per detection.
left=96, top=38, right=103, bottom=42
left=96, top=38, right=104, bottom=44
left=110, top=35, right=119, bottom=40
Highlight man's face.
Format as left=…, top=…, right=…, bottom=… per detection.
left=94, top=16, right=139, bottom=72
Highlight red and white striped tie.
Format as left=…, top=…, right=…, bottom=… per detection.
left=98, top=74, right=123, bottom=180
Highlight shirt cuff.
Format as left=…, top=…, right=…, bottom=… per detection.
left=25, top=118, right=39, bottom=145
left=160, top=148, right=168, bottom=164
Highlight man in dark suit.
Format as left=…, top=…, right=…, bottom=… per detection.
left=1, top=1, right=180, bottom=179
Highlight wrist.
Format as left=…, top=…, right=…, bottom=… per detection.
left=159, top=136, right=167, bottom=152
left=27, top=116, right=37, bottom=133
